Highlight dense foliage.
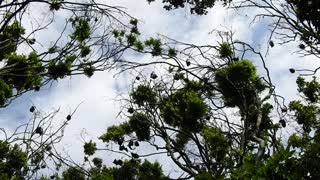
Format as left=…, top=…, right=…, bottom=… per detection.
left=289, top=0, right=320, bottom=32
left=0, top=141, right=27, bottom=179
left=146, top=0, right=230, bottom=15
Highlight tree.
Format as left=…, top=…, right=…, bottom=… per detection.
left=233, top=0, right=320, bottom=59
left=0, top=107, right=78, bottom=179
left=0, top=0, right=143, bottom=179
left=94, top=35, right=272, bottom=179
left=146, top=0, right=320, bottom=59
left=0, top=0, right=139, bottom=108
left=83, top=31, right=320, bottom=179
left=2, top=0, right=320, bottom=179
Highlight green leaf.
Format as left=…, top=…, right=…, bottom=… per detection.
left=99, top=122, right=132, bottom=143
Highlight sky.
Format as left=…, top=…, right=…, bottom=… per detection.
left=1, top=0, right=320, bottom=177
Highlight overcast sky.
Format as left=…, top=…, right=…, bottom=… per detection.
left=1, top=0, right=320, bottom=177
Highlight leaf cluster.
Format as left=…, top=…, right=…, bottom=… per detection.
left=99, top=122, right=133, bottom=143
left=130, top=84, right=157, bottom=106
left=0, top=21, right=25, bottom=60
left=160, top=88, right=208, bottom=131
left=215, top=60, right=266, bottom=107
left=0, top=141, right=28, bottom=179
left=146, top=0, right=230, bottom=15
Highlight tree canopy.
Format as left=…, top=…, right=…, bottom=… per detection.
left=1, top=0, right=320, bottom=179
left=146, top=0, right=230, bottom=15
